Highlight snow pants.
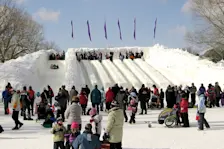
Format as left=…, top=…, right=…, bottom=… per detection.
left=181, top=112, right=189, bottom=127
left=129, top=113, right=135, bottom=124
left=215, top=97, right=220, bottom=107
left=110, top=142, right=122, bottom=149
left=54, top=141, right=65, bottom=149
left=12, top=111, right=22, bottom=128
left=81, top=104, right=87, bottom=115
left=198, top=113, right=210, bottom=130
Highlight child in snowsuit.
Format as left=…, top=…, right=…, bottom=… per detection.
left=89, top=108, right=103, bottom=139
left=128, top=93, right=138, bottom=124
left=64, top=122, right=80, bottom=149
left=180, top=93, right=189, bottom=127
left=51, top=118, right=66, bottom=149
left=42, top=105, right=56, bottom=128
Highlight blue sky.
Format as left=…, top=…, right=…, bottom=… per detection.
left=17, top=0, right=192, bottom=51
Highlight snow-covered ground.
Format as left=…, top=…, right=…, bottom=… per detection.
left=1, top=103, right=224, bottom=149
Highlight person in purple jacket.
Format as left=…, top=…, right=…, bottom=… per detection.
left=64, top=122, right=80, bottom=149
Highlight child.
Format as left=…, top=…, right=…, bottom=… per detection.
left=64, top=122, right=80, bottom=149
left=51, top=118, right=66, bottom=149
left=42, top=105, right=56, bottom=128
left=180, top=93, right=190, bottom=127
left=89, top=108, right=103, bottom=139
left=128, top=94, right=138, bottom=124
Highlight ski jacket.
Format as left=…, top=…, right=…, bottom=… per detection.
left=91, top=88, right=101, bottom=104
left=48, top=88, right=54, bottom=98
left=2, top=90, right=11, bottom=103
left=198, top=94, right=206, bottom=113
left=190, top=86, right=197, bottom=94
left=105, top=107, right=124, bottom=143
left=153, top=88, right=159, bottom=97
left=12, top=93, right=21, bottom=111
left=180, top=98, right=188, bottom=113
left=28, top=89, right=35, bottom=100
left=206, top=87, right=215, bottom=100
left=70, top=89, right=78, bottom=102
left=106, top=89, right=114, bottom=103
left=50, top=124, right=66, bottom=142
left=65, top=102, right=82, bottom=125
left=64, top=132, right=80, bottom=144
left=115, top=91, right=126, bottom=109
left=214, top=85, right=222, bottom=98
left=72, top=131, right=101, bottom=149
left=79, top=92, right=88, bottom=105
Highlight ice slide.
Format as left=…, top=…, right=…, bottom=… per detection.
left=39, top=60, right=65, bottom=93
left=102, top=60, right=130, bottom=89
left=134, top=59, right=173, bottom=89
left=113, top=59, right=141, bottom=90
left=91, top=60, right=113, bottom=90
left=123, top=59, right=154, bottom=88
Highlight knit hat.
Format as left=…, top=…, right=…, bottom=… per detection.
left=71, top=122, right=79, bottom=129
left=89, top=108, right=97, bottom=116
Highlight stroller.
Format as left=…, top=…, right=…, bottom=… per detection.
left=158, top=104, right=180, bottom=128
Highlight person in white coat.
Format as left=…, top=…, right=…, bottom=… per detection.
left=89, top=108, right=102, bottom=139
left=11, top=90, right=23, bottom=130
left=65, top=96, right=82, bottom=131
left=197, top=90, right=210, bottom=130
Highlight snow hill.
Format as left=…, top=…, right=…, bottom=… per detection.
left=0, top=44, right=224, bottom=98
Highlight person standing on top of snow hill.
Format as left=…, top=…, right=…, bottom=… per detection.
left=104, top=100, right=124, bottom=149
left=48, top=85, right=54, bottom=105
left=79, top=88, right=88, bottom=115
left=180, top=93, right=189, bottom=127
left=69, top=86, right=78, bottom=105
left=89, top=108, right=102, bottom=139
left=105, top=87, right=114, bottom=111
left=197, top=90, right=210, bottom=131
left=65, top=96, right=82, bottom=131
left=12, top=90, right=23, bottom=130
left=28, top=86, right=35, bottom=116
left=91, top=85, right=101, bottom=114
left=51, top=117, right=66, bottom=149
left=21, top=86, right=33, bottom=120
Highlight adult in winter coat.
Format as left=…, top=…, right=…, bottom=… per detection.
left=69, top=86, right=78, bottom=104
left=79, top=89, right=88, bottom=115
left=72, top=123, right=101, bottom=149
left=47, top=85, right=54, bottom=105
left=116, top=87, right=128, bottom=122
left=112, top=84, right=120, bottom=97
left=214, top=82, right=222, bottom=107
left=90, top=85, right=101, bottom=113
left=206, top=84, right=216, bottom=108
left=28, top=86, right=35, bottom=116
left=84, top=85, right=90, bottom=98
left=21, top=86, right=33, bottom=120
left=105, top=88, right=114, bottom=111
left=2, top=86, right=11, bottom=115
left=56, top=86, right=68, bottom=122
left=166, top=85, right=175, bottom=108
left=180, top=93, right=189, bottom=127
left=12, top=90, right=23, bottom=130
left=197, top=91, right=210, bottom=130
left=41, top=88, right=49, bottom=104
left=190, top=83, right=197, bottom=107
left=65, top=96, right=82, bottom=131
left=100, top=87, right=105, bottom=111
left=104, top=100, right=124, bottom=149
left=159, top=89, right=164, bottom=108
left=138, top=87, right=149, bottom=115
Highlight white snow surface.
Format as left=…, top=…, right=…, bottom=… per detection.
left=1, top=103, right=224, bottom=149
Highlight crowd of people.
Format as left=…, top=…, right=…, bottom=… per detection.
left=75, top=50, right=144, bottom=62
left=49, top=51, right=65, bottom=60
left=1, top=81, right=224, bottom=148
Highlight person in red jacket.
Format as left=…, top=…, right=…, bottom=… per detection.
left=28, top=86, right=35, bottom=116
left=105, top=88, right=114, bottom=111
left=206, top=84, right=216, bottom=108
left=180, top=92, right=189, bottom=127
left=79, top=88, right=88, bottom=115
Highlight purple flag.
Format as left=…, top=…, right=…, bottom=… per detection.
left=154, top=18, right=157, bottom=39
left=117, top=19, right=122, bottom=40
left=71, top=20, right=74, bottom=38
left=104, top=21, right=107, bottom=40
left=134, top=18, right=136, bottom=40
left=87, top=20, right=92, bottom=41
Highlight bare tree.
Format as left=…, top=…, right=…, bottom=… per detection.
left=0, top=0, right=60, bottom=62
left=40, top=41, right=61, bottom=51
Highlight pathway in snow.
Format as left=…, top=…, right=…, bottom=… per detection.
left=1, top=103, right=224, bottom=149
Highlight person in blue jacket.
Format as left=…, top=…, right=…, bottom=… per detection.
left=72, top=123, right=101, bottom=149
left=2, top=86, right=12, bottom=115
left=91, top=85, right=101, bottom=113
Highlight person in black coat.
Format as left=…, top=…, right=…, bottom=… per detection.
left=159, top=89, right=164, bottom=108
left=112, top=84, right=120, bottom=97
left=166, top=85, right=174, bottom=108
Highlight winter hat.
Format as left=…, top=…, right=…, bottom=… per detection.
left=36, top=92, right=40, bottom=97
left=111, top=100, right=119, bottom=107
left=89, top=108, right=97, bottom=116
left=71, top=122, right=79, bottom=129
